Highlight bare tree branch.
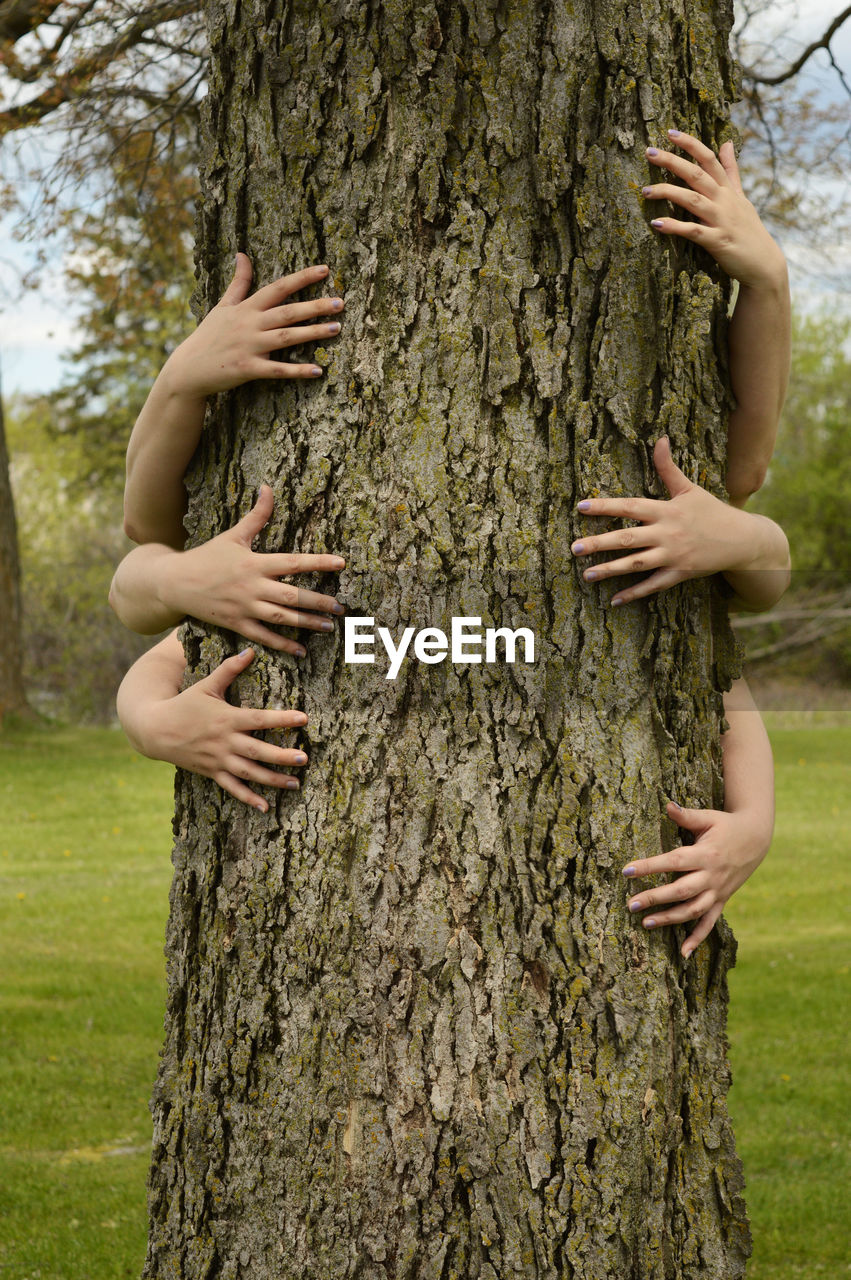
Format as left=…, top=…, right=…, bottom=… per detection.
left=0, top=0, right=64, bottom=46
left=0, top=0, right=200, bottom=133
left=742, top=4, right=851, bottom=86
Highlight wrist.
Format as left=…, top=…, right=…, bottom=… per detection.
left=155, top=548, right=190, bottom=623
left=158, top=349, right=210, bottom=406
left=737, top=252, right=789, bottom=298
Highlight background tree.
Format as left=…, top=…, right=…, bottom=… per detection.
left=0, top=389, right=28, bottom=723
left=144, top=1, right=749, bottom=1276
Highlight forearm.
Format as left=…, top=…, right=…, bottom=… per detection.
left=116, top=631, right=186, bottom=758
left=726, top=265, right=791, bottom=504
left=721, top=680, right=774, bottom=839
left=109, top=544, right=187, bottom=634
left=124, top=357, right=207, bottom=548
left=723, top=511, right=791, bottom=612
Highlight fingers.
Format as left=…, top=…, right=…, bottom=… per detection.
left=215, top=770, right=273, bottom=812
left=235, top=734, right=309, bottom=770
left=247, top=356, right=326, bottom=381
left=250, top=263, right=331, bottom=310
left=610, top=567, right=688, bottom=606
left=260, top=297, right=345, bottom=330
left=218, top=252, right=254, bottom=305
left=682, top=903, right=724, bottom=957
left=260, top=321, right=342, bottom=352
left=262, top=552, right=347, bottom=576
left=666, top=801, right=713, bottom=834
left=237, top=622, right=308, bottom=656
left=718, top=139, right=743, bottom=194
left=652, top=436, right=691, bottom=499
left=635, top=889, right=717, bottom=930
left=215, top=768, right=300, bottom=811
left=646, top=132, right=728, bottom=189
left=205, top=647, right=255, bottom=695
left=235, top=707, right=309, bottom=732
left=577, top=547, right=667, bottom=584
left=576, top=496, right=659, bottom=521
left=224, top=755, right=304, bottom=790
left=265, top=582, right=345, bottom=615
left=622, top=845, right=702, bottom=880
left=233, top=485, right=274, bottom=544
left=571, top=523, right=656, bottom=560
left=627, top=870, right=708, bottom=915
left=253, top=600, right=339, bottom=632
left=643, top=181, right=710, bottom=221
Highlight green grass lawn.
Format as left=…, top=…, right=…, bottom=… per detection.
left=0, top=723, right=848, bottom=1278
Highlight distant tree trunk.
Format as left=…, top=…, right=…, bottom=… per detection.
left=145, top=2, right=748, bottom=1277
left=0, top=391, right=28, bottom=725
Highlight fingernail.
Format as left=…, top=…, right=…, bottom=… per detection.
left=255, top=802, right=267, bottom=812
left=644, top=918, right=657, bottom=929
left=295, top=647, right=307, bottom=658
left=585, top=570, right=598, bottom=582
left=629, top=900, right=642, bottom=913
left=294, top=753, right=308, bottom=765
left=330, top=298, right=343, bottom=310
left=328, top=322, right=341, bottom=334
left=239, top=648, right=252, bottom=658
left=311, top=366, right=323, bottom=376
left=577, top=500, right=591, bottom=512
left=641, top=186, right=652, bottom=196
left=683, top=948, right=693, bottom=960
left=317, top=264, right=329, bottom=274
left=651, top=219, right=665, bottom=229
left=332, top=602, right=346, bottom=614
left=331, top=557, right=346, bottom=568
left=668, top=128, right=681, bottom=137
left=571, top=541, right=585, bottom=555
left=285, top=780, right=300, bottom=790
left=294, top=713, right=308, bottom=724
left=319, top=619, right=334, bottom=631
left=670, top=801, right=682, bottom=810
left=646, top=146, right=659, bottom=157
left=611, top=597, right=623, bottom=607
left=623, top=865, right=636, bottom=878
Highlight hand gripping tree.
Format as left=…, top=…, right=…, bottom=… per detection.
left=144, top=1, right=749, bottom=1276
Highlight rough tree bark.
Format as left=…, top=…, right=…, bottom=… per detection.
left=0, top=392, right=28, bottom=724
left=145, top=1, right=748, bottom=1276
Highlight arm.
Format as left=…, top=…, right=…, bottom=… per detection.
left=110, top=485, right=346, bottom=654
left=124, top=254, right=345, bottom=547
left=621, top=677, right=774, bottom=957
left=572, top=437, right=791, bottom=612
left=116, top=633, right=311, bottom=812
left=644, top=129, right=791, bottom=503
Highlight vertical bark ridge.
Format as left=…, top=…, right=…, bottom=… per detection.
left=146, top=1, right=749, bottom=1276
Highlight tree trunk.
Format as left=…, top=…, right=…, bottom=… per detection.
left=145, top=2, right=748, bottom=1276
left=0, top=391, right=29, bottom=725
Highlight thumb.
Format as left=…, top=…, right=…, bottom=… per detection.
left=233, top=484, right=274, bottom=545
left=654, top=437, right=691, bottom=499
left=667, top=801, right=710, bottom=834
left=718, top=140, right=743, bottom=194
left=218, top=252, right=253, bottom=305
left=204, top=647, right=255, bottom=696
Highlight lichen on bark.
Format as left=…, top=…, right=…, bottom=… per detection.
left=145, top=2, right=750, bottom=1276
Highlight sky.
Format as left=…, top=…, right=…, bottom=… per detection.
left=1, top=0, right=850, bottom=396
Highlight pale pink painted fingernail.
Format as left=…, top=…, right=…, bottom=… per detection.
left=644, top=918, right=658, bottom=929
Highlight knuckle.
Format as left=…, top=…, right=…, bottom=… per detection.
left=630, top=557, right=645, bottom=571
left=619, top=529, right=634, bottom=548
left=668, top=850, right=684, bottom=871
